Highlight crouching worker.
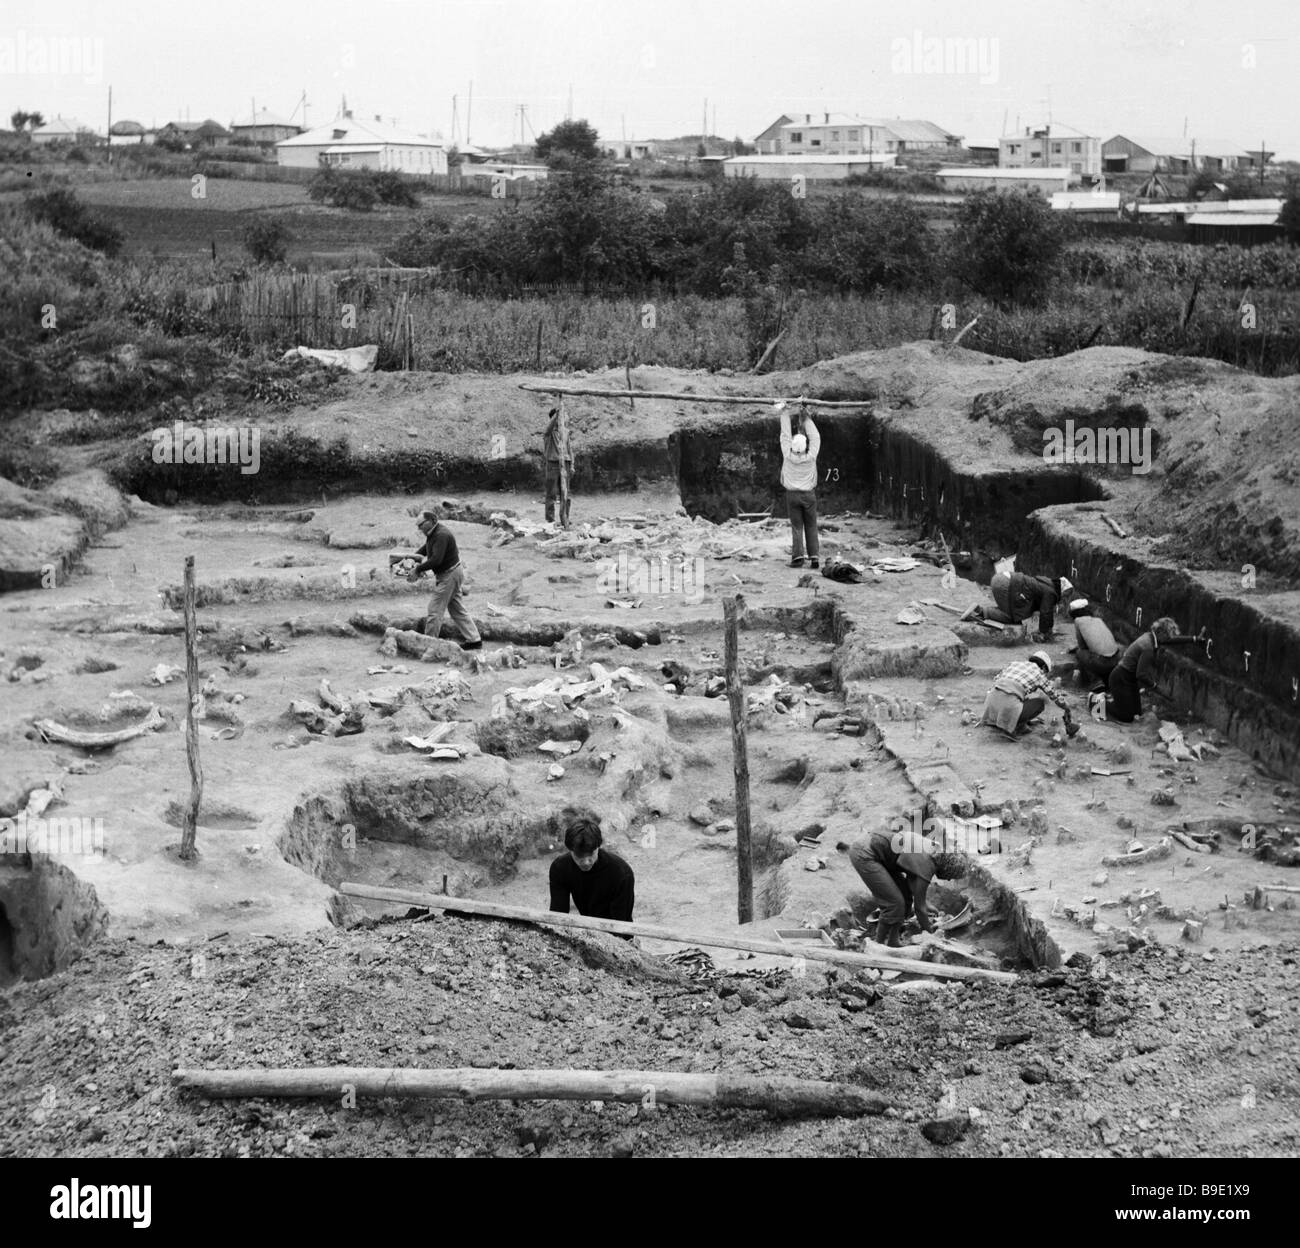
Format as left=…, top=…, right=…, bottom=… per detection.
left=966, top=571, right=1072, bottom=640
left=1103, top=616, right=1203, bottom=723
left=981, top=650, right=1071, bottom=738
left=549, top=813, right=635, bottom=929
left=1068, top=598, right=1120, bottom=684
left=848, top=827, right=969, bottom=948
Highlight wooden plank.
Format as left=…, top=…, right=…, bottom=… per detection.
left=172, top=1067, right=890, bottom=1117
left=337, top=884, right=1017, bottom=982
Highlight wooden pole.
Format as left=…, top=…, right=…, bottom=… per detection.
left=335, top=888, right=1014, bottom=983
left=517, top=383, right=875, bottom=407
left=179, top=555, right=202, bottom=860
left=723, top=595, right=754, bottom=924
left=173, top=1066, right=889, bottom=1117
left=557, top=398, right=571, bottom=529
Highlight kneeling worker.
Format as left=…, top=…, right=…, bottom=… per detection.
left=981, top=650, right=1074, bottom=738
left=549, top=814, right=635, bottom=924
left=966, top=571, right=1072, bottom=640
left=848, top=826, right=969, bottom=948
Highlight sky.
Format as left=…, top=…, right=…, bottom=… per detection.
left=2, top=0, right=1298, bottom=157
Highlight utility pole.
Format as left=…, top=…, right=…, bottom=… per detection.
left=703, top=97, right=707, bottom=138
left=451, top=94, right=459, bottom=146
left=1260, top=138, right=1266, bottom=189
left=466, top=80, right=473, bottom=147
left=106, top=84, right=111, bottom=164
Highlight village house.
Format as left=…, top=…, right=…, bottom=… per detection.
left=229, top=107, right=302, bottom=148
left=764, top=112, right=962, bottom=157
left=1102, top=134, right=1274, bottom=175
left=30, top=115, right=96, bottom=144
left=276, top=113, right=447, bottom=175
left=1000, top=123, right=1101, bottom=177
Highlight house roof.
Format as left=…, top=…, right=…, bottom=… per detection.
left=232, top=108, right=297, bottom=129
left=278, top=117, right=443, bottom=149
left=724, top=153, right=895, bottom=165
left=1001, top=122, right=1096, bottom=140
left=940, top=166, right=1072, bottom=178
left=32, top=115, right=84, bottom=135
left=193, top=120, right=230, bottom=138
left=110, top=120, right=146, bottom=135
left=754, top=114, right=794, bottom=141
left=860, top=118, right=960, bottom=143
left=1106, top=134, right=1257, bottom=159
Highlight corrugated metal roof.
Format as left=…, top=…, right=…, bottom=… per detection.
left=861, top=118, right=958, bottom=143
left=1001, top=122, right=1096, bottom=140
left=940, top=166, right=1071, bottom=179
left=1105, top=134, right=1252, bottom=158
left=279, top=117, right=442, bottom=149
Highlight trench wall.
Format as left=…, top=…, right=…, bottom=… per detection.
left=1020, top=507, right=1300, bottom=783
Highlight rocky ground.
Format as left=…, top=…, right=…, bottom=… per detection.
left=2, top=914, right=1296, bottom=1158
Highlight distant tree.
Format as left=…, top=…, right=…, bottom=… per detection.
left=445, top=144, right=462, bottom=170
left=28, top=111, right=45, bottom=130
left=154, top=131, right=187, bottom=153
left=533, top=119, right=600, bottom=164
left=731, top=135, right=754, bottom=156
left=696, top=142, right=707, bottom=158
left=243, top=216, right=291, bottom=264
left=1280, top=176, right=1300, bottom=242
left=10, top=109, right=31, bottom=131
left=946, top=188, right=1067, bottom=305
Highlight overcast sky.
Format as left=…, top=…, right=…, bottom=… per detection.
left=4, top=0, right=1298, bottom=157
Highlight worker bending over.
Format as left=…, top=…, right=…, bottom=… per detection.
left=1068, top=598, right=1120, bottom=684
left=966, top=571, right=1072, bottom=640
left=981, top=650, right=1074, bottom=738
left=848, top=826, right=969, bottom=948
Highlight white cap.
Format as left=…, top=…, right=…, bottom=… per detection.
left=1069, top=597, right=1089, bottom=613
left=791, top=433, right=808, bottom=454
left=1030, top=650, right=1052, bottom=673
left=1059, top=576, right=1073, bottom=596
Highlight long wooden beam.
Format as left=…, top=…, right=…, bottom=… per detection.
left=517, top=382, right=876, bottom=407
left=172, top=1067, right=889, bottom=1117
left=338, top=883, right=1016, bottom=983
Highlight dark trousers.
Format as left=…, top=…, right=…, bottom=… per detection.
left=1107, top=666, right=1142, bottom=722
left=544, top=461, right=572, bottom=523
left=849, top=837, right=910, bottom=947
left=787, top=489, right=819, bottom=560
left=1076, top=646, right=1118, bottom=683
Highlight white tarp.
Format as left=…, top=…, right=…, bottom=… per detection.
left=282, top=344, right=378, bottom=373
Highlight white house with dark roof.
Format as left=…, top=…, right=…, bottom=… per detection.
left=276, top=113, right=446, bottom=174
left=1000, top=123, right=1101, bottom=177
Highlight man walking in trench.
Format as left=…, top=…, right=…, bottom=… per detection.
left=406, top=508, right=482, bottom=650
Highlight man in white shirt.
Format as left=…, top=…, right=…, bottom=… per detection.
left=778, top=400, right=821, bottom=570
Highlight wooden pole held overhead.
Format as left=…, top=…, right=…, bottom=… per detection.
left=517, top=382, right=875, bottom=407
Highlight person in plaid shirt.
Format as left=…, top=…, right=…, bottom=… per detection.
left=980, top=650, right=1069, bottom=737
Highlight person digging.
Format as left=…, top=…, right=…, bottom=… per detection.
left=1099, top=616, right=1205, bottom=723
left=1067, top=597, right=1120, bottom=685
left=964, top=571, right=1072, bottom=640
left=848, top=827, right=970, bottom=948
left=406, top=508, right=482, bottom=650
left=980, top=650, right=1077, bottom=738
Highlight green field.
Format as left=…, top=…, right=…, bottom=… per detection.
left=67, top=177, right=507, bottom=266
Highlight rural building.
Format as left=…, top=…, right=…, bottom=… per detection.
left=230, top=108, right=301, bottom=147
left=108, top=120, right=146, bottom=146
left=724, top=152, right=896, bottom=180
left=157, top=119, right=229, bottom=149
left=1185, top=210, right=1283, bottom=245
left=1051, top=189, right=1122, bottom=216
left=31, top=115, right=95, bottom=144
left=1102, top=134, right=1274, bottom=175
left=938, top=166, right=1074, bottom=194
left=460, top=161, right=549, bottom=182
left=753, top=115, right=794, bottom=154
left=600, top=140, right=657, bottom=160
left=770, top=112, right=961, bottom=157
left=276, top=115, right=448, bottom=175
left=1000, top=123, right=1101, bottom=177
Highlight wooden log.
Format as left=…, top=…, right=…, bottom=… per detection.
left=173, top=1066, right=889, bottom=1117
left=35, top=706, right=166, bottom=749
left=517, top=383, right=876, bottom=408
left=557, top=400, right=571, bottom=529
left=1101, top=513, right=1128, bottom=539
left=723, top=595, right=754, bottom=924
left=181, top=554, right=202, bottom=861
left=337, top=884, right=1017, bottom=982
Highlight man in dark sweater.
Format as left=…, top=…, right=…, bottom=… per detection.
left=549, top=816, right=635, bottom=924
left=967, top=571, right=1072, bottom=639
left=407, top=509, right=481, bottom=649
left=1103, top=616, right=1204, bottom=722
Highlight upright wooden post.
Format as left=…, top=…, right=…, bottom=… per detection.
left=557, top=399, right=571, bottom=529
left=723, top=594, right=754, bottom=923
left=179, top=555, right=203, bottom=861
